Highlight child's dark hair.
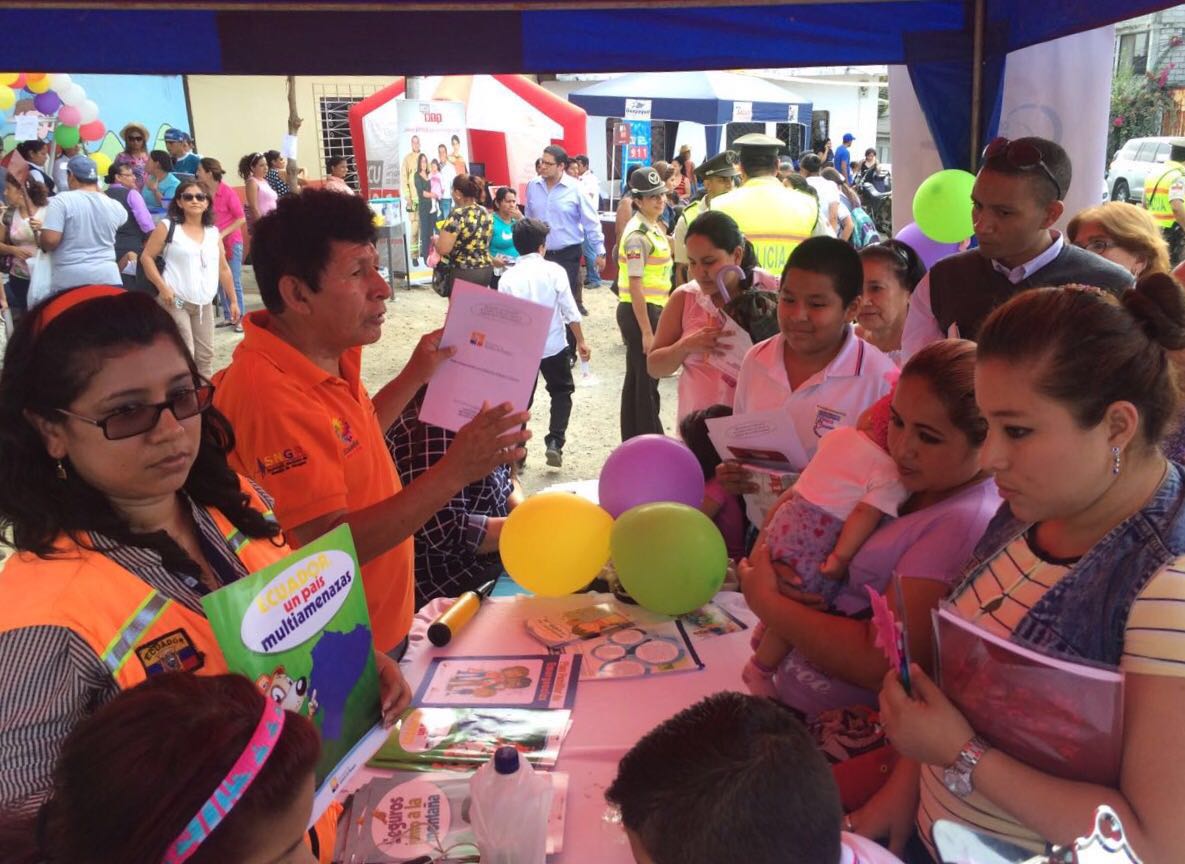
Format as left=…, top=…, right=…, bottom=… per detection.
left=978, top=274, right=1185, bottom=447
left=859, top=238, right=927, bottom=294
left=512, top=218, right=549, bottom=256
left=0, top=673, right=320, bottom=864
left=0, top=290, right=281, bottom=567
left=251, top=188, right=377, bottom=314
left=606, top=692, right=842, bottom=864
left=783, top=235, right=864, bottom=306
left=326, top=155, right=347, bottom=174
left=679, top=404, right=732, bottom=479
left=684, top=210, right=760, bottom=290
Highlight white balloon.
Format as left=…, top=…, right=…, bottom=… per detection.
left=78, top=99, right=99, bottom=124
left=49, top=73, right=72, bottom=91
left=60, top=84, right=85, bottom=106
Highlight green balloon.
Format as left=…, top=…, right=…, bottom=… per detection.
left=912, top=169, right=976, bottom=244
left=611, top=503, right=728, bottom=616
left=54, top=124, right=80, bottom=149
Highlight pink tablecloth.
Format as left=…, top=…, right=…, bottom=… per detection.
left=350, top=591, right=756, bottom=862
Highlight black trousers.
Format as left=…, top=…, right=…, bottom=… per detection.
left=547, top=244, right=585, bottom=360
left=528, top=347, right=576, bottom=450
left=616, top=301, right=664, bottom=441
left=453, top=265, right=494, bottom=288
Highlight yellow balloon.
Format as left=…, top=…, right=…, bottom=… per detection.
left=91, top=152, right=112, bottom=178
left=27, top=76, right=50, bottom=94
left=0, top=86, right=13, bottom=112
left=0, top=73, right=17, bottom=87
left=500, top=493, right=613, bottom=596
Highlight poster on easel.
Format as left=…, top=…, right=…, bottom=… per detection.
left=361, top=98, right=468, bottom=286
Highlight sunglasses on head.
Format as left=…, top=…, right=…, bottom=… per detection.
left=981, top=137, right=1063, bottom=201
left=57, top=383, right=215, bottom=441
left=180, top=192, right=208, bottom=202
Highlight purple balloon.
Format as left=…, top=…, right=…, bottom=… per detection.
left=598, top=435, right=705, bottom=518
left=895, top=222, right=963, bottom=270
left=34, top=91, right=61, bottom=115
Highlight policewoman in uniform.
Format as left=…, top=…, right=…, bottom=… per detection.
left=0, top=287, right=406, bottom=859
left=617, top=166, right=673, bottom=440
left=1144, top=138, right=1185, bottom=264
left=712, top=132, right=820, bottom=275
left=671, top=150, right=741, bottom=285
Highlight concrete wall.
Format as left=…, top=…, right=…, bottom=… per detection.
left=186, top=75, right=393, bottom=181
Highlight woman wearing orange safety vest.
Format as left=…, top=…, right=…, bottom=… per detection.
left=0, top=287, right=408, bottom=859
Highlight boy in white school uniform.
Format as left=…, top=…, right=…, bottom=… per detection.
left=497, top=217, right=591, bottom=469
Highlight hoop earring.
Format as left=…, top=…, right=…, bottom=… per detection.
left=1112, top=447, right=1121, bottom=476
left=55, top=459, right=67, bottom=481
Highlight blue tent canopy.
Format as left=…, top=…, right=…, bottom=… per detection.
left=570, top=71, right=812, bottom=159
left=2, top=0, right=1176, bottom=171
left=569, top=71, right=811, bottom=127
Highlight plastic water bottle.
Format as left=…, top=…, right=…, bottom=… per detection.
left=469, top=745, right=553, bottom=864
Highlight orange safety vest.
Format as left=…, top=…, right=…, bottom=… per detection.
left=0, top=479, right=340, bottom=861
left=0, top=481, right=282, bottom=689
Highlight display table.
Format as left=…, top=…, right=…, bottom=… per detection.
left=351, top=591, right=756, bottom=862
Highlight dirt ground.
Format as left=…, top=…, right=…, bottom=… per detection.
left=211, top=269, right=680, bottom=494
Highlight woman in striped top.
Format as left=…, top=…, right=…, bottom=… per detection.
left=878, top=276, right=1185, bottom=863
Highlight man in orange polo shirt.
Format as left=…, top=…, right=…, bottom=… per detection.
left=214, top=190, right=529, bottom=657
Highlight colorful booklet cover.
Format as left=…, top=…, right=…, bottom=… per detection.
left=680, top=601, right=749, bottom=640
left=336, top=770, right=569, bottom=862
left=934, top=605, right=1125, bottom=786
left=200, top=524, right=386, bottom=822
left=413, top=654, right=581, bottom=710
left=525, top=602, right=634, bottom=647
left=369, top=706, right=572, bottom=771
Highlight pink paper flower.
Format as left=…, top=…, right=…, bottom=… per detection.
left=866, top=586, right=902, bottom=670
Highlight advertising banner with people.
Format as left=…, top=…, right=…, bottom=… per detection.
left=361, top=98, right=468, bottom=285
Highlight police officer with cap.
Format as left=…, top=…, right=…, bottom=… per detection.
left=617, top=166, right=673, bottom=440
left=712, top=132, right=820, bottom=275
left=671, top=150, right=741, bottom=284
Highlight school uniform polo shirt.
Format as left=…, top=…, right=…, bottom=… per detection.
left=213, top=311, right=413, bottom=652
left=733, top=326, right=897, bottom=470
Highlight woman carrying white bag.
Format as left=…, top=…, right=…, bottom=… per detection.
left=140, top=179, right=240, bottom=378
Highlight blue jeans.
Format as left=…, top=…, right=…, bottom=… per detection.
left=222, top=242, right=245, bottom=318
left=439, top=198, right=452, bottom=221
left=582, top=236, right=603, bottom=286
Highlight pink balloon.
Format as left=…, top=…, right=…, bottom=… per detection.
left=79, top=119, right=106, bottom=142
left=57, top=104, right=80, bottom=126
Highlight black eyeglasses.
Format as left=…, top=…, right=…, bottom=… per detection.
left=180, top=192, right=208, bottom=202
left=58, top=384, right=215, bottom=441
left=981, top=137, right=1063, bottom=201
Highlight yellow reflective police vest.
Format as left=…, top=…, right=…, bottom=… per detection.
left=712, top=176, right=818, bottom=273
left=618, top=214, right=673, bottom=306
left=1145, top=161, right=1185, bottom=229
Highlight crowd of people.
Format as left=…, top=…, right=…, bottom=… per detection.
left=2, top=125, right=1185, bottom=864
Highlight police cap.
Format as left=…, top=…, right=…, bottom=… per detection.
left=731, top=132, right=786, bottom=155
left=696, top=150, right=740, bottom=180
left=629, top=166, right=667, bottom=197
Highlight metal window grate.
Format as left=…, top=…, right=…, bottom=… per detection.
left=312, top=82, right=382, bottom=192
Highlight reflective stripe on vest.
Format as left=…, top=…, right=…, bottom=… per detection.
left=1145, top=163, right=1183, bottom=228
left=618, top=214, right=672, bottom=306
left=225, top=508, right=276, bottom=554
left=100, top=590, right=173, bottom=676
left=713, top=178, right=817, bottom=274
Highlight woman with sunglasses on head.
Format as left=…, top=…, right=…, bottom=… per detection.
left=856, top=239, right=927, bottom=364
left=114, top=122, right=152, bottom=191
left=141, top=180, right=239, bottom=378
left=239, top=152, right=278, bottom=230
left=0, top=287, right=410, bottom=823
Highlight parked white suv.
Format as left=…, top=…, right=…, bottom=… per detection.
left=1106, top=136, right=1176, bottom=203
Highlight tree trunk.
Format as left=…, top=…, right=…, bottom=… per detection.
left=285, top=75, right=302, bottom=192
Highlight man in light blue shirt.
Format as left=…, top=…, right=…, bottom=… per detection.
left=524, top=145, right=605, bottom=318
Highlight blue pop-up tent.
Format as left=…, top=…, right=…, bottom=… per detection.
left=0, top=0, right=1176, bottom=173
left=569, top=71, right=811, bottom=157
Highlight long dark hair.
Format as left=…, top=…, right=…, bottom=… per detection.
left=0, top=673, right=320, bottom=864
left=0, top=290, right=281, bottom=570
left=166, top=179, right=214, bottom=227
left=6, top=173, right=49, bottom=209
left=684, top=210, right=761, bottom=291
